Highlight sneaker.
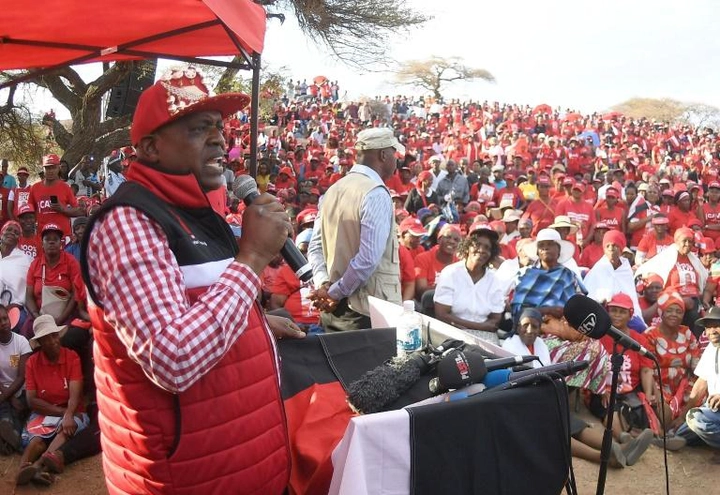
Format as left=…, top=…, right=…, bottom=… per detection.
left=0, top=420, right=20, bottom=453
left=651, top=434, right=687, bottom=451
left=622, top=428, right=654, bottom=466
left=609, top=442, right=627, bottom=469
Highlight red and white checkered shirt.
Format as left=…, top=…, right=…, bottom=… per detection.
left=86, top=206, right=261, bottom=393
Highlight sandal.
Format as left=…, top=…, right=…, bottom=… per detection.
left=41, top=450, right=65, bottom=474
left=16, top=463, right=38, bottom=486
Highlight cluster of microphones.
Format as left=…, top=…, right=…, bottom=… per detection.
left=347, top=294, right=655, bottom=415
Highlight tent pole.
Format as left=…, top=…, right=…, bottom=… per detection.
left=249, top=52, right=261, bottom=179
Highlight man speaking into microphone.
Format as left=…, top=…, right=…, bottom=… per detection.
left=307, top=128, right=404, bottom=331
left=80, top=66, right=303, bottom=495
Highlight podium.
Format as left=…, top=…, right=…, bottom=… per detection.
left=279, top=327, right=572, bottom=495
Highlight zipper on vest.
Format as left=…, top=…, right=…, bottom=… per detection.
left=166, top=394, right=182, bottom=458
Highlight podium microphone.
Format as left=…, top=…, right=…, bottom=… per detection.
left=563, top=294, right=656, bottom=360
left=346, top=352, right=436, bottom=414
left=233, top=175, right=313, bottom=282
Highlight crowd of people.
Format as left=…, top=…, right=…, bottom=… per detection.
left=1, top=68, right=720, bottom=491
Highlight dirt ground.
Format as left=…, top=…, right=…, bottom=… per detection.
left=1, top=415, right=719, bottom=494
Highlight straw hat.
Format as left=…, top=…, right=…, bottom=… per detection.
left=523, top=229, right=575, bottom=264
left=548, top=215, right=579, bottom=235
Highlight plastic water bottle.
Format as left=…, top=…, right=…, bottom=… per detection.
left=397, top=301, right=423, bottom=356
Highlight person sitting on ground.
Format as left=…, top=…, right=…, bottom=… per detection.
left=16, top=315, right=89, bottom=486
left=586, top=293, right=655, bottom=439
left=677, top=306, right=720, bottom=463
left=433, top=223, right=505, bottom=344
left=0, top=304, right=32, bottom=455
left=643, top=290, right=701, bottom=450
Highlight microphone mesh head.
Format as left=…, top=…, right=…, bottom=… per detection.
left=233, top=175, right=259, bottom=201
left=563, top=294, right=610, bottom=339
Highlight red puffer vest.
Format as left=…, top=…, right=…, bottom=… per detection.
left=81, top=163, right=290, bottom=494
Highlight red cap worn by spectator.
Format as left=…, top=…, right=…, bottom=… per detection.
left=607, top=292, right=634, bottom=315
left=700, top=237, right=716, bottom=254
left=309, top=188, right=321, bottom=196
left=603, top=230, right=627, bottom=251
left=17, top=204, right=35, bottom=216
left=279, top=166, right=294, bottom=177
left=469, top=222, right=500, bottom=240
left=296, top=208, right=318, bottom=227
left=562, top=177, right=574, bottom=187
left=43, top=154, right=61, bottom=166
left=417, top=171, right=433, bottom=183
left=41, top=223, right=64, bottom=237
left=605, top=187, right=620, bottom=199
left=572, top=182, right=585, bottom=192
left=130, top=66, right=250, bottom=146
left=399, top=217, right=426, bottom=236
left=709, top=181, right=720, bottom=190
left=17, top=166, right=29, bottom=175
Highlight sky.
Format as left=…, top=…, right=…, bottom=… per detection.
left=10, top=0, right=720, bottom=120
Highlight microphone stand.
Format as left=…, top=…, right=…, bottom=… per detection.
left=596, top=344, right=624, bottom=495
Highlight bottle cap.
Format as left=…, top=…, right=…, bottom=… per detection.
left=403, top=300, right=415, bottom=311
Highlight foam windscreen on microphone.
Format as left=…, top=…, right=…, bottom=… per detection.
left=436, top=347, right=487, bottom=392
left=563, top=294, right=612, bottom=339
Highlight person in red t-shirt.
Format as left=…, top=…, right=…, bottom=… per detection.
left=636, top=214, right=674, bottom=265
left=596, top=187, right=626, bottom=233
left=699, top=181, right=720, bottom=243
left=23, top=224, right=84, bottom=339
left=668, top=191, right=700, bottom=235
left=587, top=293, right=655, bottom=438
left=28, top=155, right=82, bottom=240
left=522, top=177, right=558, bottom=235
left=578, top=222, right=610, bottom=268
left=7, top=166, right=32, bottom=221
left=638, top=274, right=664, bottom=327
left=414, top=224, right=460, bottom=301
left=557, top=182, right=595, bottom=246
left=16, top=204, right=40, bottom=259
left=18, top=315, right=87, bottom=486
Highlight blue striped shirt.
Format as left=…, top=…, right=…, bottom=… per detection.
left=307, top=164, right=394, bottom=301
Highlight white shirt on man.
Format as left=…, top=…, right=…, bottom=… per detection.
left=694, top=344, right=720, bottom=396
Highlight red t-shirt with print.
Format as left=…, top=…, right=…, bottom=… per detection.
left=414, top=246, right=453, bottom=290
left=28, top=180, right=77, bottom=237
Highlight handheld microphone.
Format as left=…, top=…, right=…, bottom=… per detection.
left=346, top=352, right=435, bottom=414
left=233, top=175, right=313, bottom=282
left=563, top=294, right=656, bottom=360
left=445, top=361, right=589, bottom=400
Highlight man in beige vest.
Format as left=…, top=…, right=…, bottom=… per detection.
left=308, top=128, right=403, bottom=331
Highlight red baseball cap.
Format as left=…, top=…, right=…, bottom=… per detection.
left=309, top=188, right=321, bottom=196
left=17, top=204, right=35, bottom=216
left=606, top=187, right=620, bottom=198
left=537, top=177, right=552, bottom=186
left=562, top=177, right=574, bottom=186
left=17, top=166, right=30, bottom=176
left=399, top=217, right=426, bottom=236
left=296, top=208, right=318, bottom=226
left=279, top=166, right=294, bottom=177
left=572, top=182, right=585, bottom=192
left=43, top=154, right=61, bottom=167
left=469, top=222, right=500, bottom=240
left=41, top=223, right=64, bottom=237
left=130, top=66, right=250, bottom=145
left=607, top=292, right=634, bottom=312
left=709, top=181, right=720, bottom=190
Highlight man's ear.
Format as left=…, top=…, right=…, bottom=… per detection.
left=136, top=135, right=160, bottom=164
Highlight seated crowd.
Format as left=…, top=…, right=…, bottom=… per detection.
left=2, top=90, right=720, bottom=487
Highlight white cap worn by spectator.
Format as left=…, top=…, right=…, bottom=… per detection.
left=355, top=128, right=405, bottom=155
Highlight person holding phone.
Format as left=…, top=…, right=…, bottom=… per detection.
left=27, top=155, right=84, bottom=240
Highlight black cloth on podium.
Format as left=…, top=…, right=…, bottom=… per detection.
left=408, top=379, right=571, bottom=495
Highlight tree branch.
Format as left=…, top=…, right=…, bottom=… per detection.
left=87, top=61, right=135, bottom=101
left=36, top=73, right=83, bottom=114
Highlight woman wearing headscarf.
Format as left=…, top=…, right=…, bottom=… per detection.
left=583, top=230, right=646, bottom=331
left=434, top=224, right=504, bottom=344
left=404, top=171, right=438, bottom=215
left=636, top=227, right=708, bottom=337
left=668, top=191, right=700, bottom=235
left=644, top=291, right=701, bottom=448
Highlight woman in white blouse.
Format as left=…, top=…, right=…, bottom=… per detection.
left=434, top=223, right=505, bottom=344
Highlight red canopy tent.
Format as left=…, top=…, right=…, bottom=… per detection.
left=0, top=0, right=267, bottom=174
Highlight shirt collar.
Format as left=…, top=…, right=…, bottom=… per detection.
left=349, top=164, right=385, bottom=187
